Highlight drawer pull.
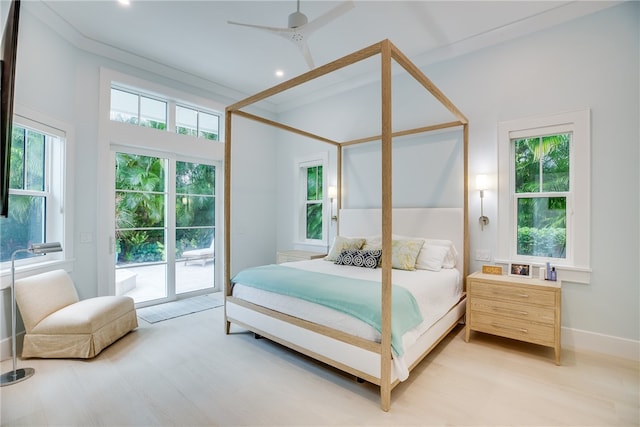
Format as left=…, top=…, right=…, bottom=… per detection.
left=491, top=323, right=528, bottom=334
left=491, top=306, right=529, bottom=316
left=492, top=291, right=529, bottom=299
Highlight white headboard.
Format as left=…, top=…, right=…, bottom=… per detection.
left=339, top=208, right=464, bottom=275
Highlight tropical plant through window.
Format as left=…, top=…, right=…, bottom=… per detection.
left=513, top=133, right=570, bottom=258
left=175, top=161, right=216, bottom=257
left=115, top=153, right=166, bottom=264
left=115, top=154, right=216, bottom=265
left=305, top=165, right=323, bottom=240
left=0, top=125, right=48, bottom=262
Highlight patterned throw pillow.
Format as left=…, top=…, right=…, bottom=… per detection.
left=325, top=236, right=366, bottom=261
left=391, top=239, right=424, bottom=271
left=335, top=249, right=382, bottom=269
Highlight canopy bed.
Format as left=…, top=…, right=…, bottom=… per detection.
left=224, top=39, right=469, bottom=411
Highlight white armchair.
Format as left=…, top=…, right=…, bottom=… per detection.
left=15, top=270, right=138, bottom=359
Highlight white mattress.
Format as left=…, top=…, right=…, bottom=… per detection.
left=230, top=259, right=462, bottom=379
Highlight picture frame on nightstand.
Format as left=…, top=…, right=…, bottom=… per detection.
left=509, top=262, right=532, bottom=278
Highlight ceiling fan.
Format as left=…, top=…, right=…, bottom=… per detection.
left=228, top=0, right=355, bottom=69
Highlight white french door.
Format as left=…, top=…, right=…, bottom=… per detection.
left=112, top=148, right=217, bottom=306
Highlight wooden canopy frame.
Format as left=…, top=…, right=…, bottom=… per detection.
left=224, top=39, right=469, bottom=411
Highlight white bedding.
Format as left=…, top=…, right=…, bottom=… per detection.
left=230, top=258, right=462, bottom=380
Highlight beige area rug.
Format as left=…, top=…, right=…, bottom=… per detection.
left=137, top=293, right=224, bottom=323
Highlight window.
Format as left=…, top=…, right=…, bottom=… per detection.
left=109, top=86, right=220, bottom=141
left=297, top=155, right=328, bottom=244
left=110, top=87, right=167, bottom=130
left=176, top=105, right=219, bottom=141
left=305, top=164, right=323, bottom=240
left=497, top=110, right=591, bottom=283
left=513, top=133, right=570, bottom=259
left=0, top=120, right=65, bottom=264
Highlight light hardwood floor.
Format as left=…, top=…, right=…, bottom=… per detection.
left=1, top=304, right=638, bottom=426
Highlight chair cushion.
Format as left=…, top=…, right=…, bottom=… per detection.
left=31, top=296, right=135, bottom=335
left=15, top=269, right=80, bottom=332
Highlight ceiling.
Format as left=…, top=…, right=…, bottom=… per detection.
left=24, top=0, right=619, bottom=111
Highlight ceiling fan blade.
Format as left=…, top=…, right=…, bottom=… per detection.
left=295, top=39, right=315, bottom=69
left=302, top=0, right=355, bottom=35
left=227, top=20, right=291, bottom=36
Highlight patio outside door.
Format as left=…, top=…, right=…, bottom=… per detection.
left=114, top=151, right=216, bottom=305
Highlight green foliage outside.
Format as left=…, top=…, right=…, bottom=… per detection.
left=0, top=126, right=46, bottom=262
left=514, top=133, right=570, bottom=259
left=306, top=166, right=323, bottom=240
left=176, top=126, right=218, bottom=141
left=115, top=153, right=215, bottom=265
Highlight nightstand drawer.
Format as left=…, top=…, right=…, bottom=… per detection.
left=471, top=281, right=556, bottom=306
left=471, top=312, right=556, bottom=347
left=470, top=298, right=556, bottom=324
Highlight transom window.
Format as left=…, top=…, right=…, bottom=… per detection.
left=110, top=86, right=220, bottom=142
left=176, top=105, right=219, bottom=141
left=110, top=87, right=167, bottom=130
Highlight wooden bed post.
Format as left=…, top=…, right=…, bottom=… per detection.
left=380, top=39, right=393, bottom=413
left=463, top=123, right=469, bottom=283
left=336, top=145, right=342, bottom=236
left=224, top=108, right=233, bottom=335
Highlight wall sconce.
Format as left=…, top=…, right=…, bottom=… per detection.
left=476, top=174, right=489, bottom=231
left=328, top=186, right=337, bottom=222
left=1, top=242, right=63, bottom=386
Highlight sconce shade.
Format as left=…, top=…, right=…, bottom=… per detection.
left=475, top=174, right=488, bottom=191
left=328, top=186, right=337, bottom=199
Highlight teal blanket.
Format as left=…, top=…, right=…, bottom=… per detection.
left=231, top=264, right=423, bottom=356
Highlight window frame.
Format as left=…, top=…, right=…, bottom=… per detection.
left=497, top=109, right=591, bottom=283
left=296, top=153, right=328, bottom=246
left=110, top=85, right=220, bottom=142
left=0, top=106, right=72, bottom=284
left=98, top=67, right=225, bottom=297
left=110, top=86, right=168, bottom=130
left=175, top=104, right=220, bottom=141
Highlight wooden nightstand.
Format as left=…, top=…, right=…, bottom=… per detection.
left=277, top=250, right=326, bottom=264
left=465, top=271, right=562, bottom=365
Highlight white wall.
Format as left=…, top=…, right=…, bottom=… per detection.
left=275, top=2, right=639, bottom=348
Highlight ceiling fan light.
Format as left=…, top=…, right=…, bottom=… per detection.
left=288, top=11, right=308, bottom=28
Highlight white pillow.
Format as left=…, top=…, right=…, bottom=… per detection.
left=423, top=239, right=458, bottom=269
left=415, top=244, right=450, bottom=271
left=362, top=235, right=381, bottom=250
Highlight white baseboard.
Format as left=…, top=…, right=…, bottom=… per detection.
left=2, top=327, right=638, bottom=363
left=562, top=326, right=640, bottom=361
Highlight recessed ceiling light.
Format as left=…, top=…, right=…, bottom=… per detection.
left=117, top=0, right=131, bottom=6
left=275, top=70, right=284, bottom=78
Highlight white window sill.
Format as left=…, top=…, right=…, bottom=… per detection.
left=494, top=259, right=591, bottom=284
